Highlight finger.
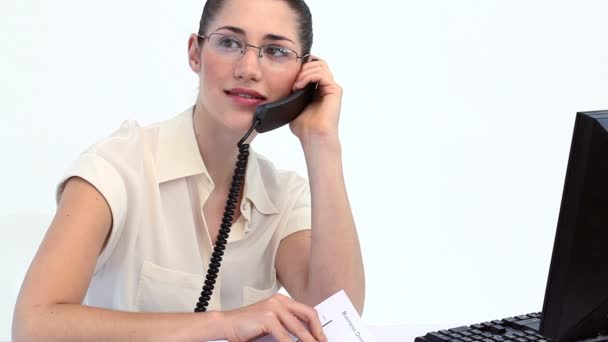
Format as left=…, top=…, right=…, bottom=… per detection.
left=299, top=62, right=332, bottom=79
left=293, top=74, right=335, bottom=94
left=287, top=303, right=326, bottom=342
left=300, top=62, right=324, bottom=72
left=306, top=55, right=324, bottom=63
left=293, top=71, right=334, bottom=91
left=264, top=315, right=295, bottom=342
left=299, top=63, right=331, bottom=78
left=277, top=310, right=317, bottom=342
left=296, top=68, right=330, bottom=83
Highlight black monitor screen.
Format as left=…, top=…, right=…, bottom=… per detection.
left=540, top=110, right=608, bottom=341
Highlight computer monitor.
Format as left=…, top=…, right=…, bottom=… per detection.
left=540, top=110, right=608, bottom=341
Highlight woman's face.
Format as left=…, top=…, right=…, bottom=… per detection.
left=190, top=0, right=303, bottom=134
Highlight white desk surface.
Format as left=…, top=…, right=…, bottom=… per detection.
left=370, top=324, right=451, bottom=341
left=1, top=324, right=451, bottom=342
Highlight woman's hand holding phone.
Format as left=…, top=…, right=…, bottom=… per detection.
left=289, top=56, right=343, bottom=143
left=217, top=294, right=327, bottom=342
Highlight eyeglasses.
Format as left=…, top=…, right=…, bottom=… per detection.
left=197, top=33, right=308, bottom=70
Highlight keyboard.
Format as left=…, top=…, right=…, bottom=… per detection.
left=415, top=313, right=550, bottom=342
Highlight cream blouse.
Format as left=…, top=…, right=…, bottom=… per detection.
left=56, top=107, right=311, bottom=312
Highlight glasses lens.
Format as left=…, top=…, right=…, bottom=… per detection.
left=261, top=45, right=296, bottom=65
left=210, top=34, right=244, bottom=55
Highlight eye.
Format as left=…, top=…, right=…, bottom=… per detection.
left=263, top=45, right=291, bottom=58
left=217, top=36, right=243, bottom=49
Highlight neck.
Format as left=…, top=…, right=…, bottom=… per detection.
left=192, top=104, right=255, bottom=191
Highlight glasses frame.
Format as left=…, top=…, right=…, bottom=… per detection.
left=197, top=33, right=310, bottom=63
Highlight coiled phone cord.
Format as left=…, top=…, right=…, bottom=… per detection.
left=194, top=118, right=261, bottom=312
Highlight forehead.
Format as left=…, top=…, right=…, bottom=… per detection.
left=208, top=0, right=299, bottom=43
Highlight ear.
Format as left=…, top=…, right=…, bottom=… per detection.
left=187, top=33, right=202, bottom=73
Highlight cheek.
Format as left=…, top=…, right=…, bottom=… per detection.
left=200, top=53, right=230, bottom=89
left=199, top=53, right=235, bottom=109
left=267, top=70, right=300, bottom=100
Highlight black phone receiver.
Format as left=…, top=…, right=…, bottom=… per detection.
left=252, top=82, right=317, bottom=133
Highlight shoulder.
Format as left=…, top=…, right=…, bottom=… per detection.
left=85, top=119, right=146, bottom=160
left=78, top=110, right=188, bottom=174
left=56, top=110, right=189, bottom=199
left=84, top=120, right=158, bottom=164
left=251, top=151, right=309, bottom=203
left=249, top=152, right=312, bottom=240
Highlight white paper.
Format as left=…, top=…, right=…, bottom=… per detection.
left=211, top=290, right=377, bottom=342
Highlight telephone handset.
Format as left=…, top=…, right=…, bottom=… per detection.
left=194, top=82, right=317, bottom=312
left=253, top=82, right=317, bottom=133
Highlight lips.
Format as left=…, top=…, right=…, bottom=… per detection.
left=225, top=88, right=266, bottom=100
left=225, top=87, right=267, bottom=107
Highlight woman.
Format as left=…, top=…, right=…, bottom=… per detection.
left=12, top=0, right=365, bottom=341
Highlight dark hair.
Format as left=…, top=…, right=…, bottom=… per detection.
left=197, top=0, right=313, bottom=56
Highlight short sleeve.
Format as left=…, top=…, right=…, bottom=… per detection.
left=279, top=179, right=312, bottom=241
left=55, top=151, right=128, bottom=273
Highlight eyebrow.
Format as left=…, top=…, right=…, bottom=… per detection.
left=214, top=25, right=296, bottom=45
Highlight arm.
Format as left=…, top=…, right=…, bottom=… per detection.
left=276, top=137, right=365, bottom=314
left=12, top=177, right=224, bottom=342
left=277, top=57, right=365, bottom=314
left=304, top=134, right=365, bottom=313
left=13, top=177, right=327, bottom=342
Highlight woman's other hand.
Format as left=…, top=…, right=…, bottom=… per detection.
left=218, top=294, right=327, bottom=342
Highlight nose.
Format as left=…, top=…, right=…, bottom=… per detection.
left=234, top=46, right=262, bottom=81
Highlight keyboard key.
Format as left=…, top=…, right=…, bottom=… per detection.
left=525, top=323, right=540, bottom=332
left=513, top=318, right=540, bottom=330
left=451, top=326, right=472, bottom=333
left=516, top=315, right=530, bottom=320
left=515, top=338, right=528, bottom=342
left=488, top=325, right=507, bottom=334
left=523, top=318, right=540, bottom=325
left=425, top=332, right=451, bottom=342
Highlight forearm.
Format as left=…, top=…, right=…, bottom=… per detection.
left=301, top=134, right=366, bottom=314
left=12, top=303, right=224, bottom=342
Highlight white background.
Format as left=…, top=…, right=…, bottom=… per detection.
left=1, top=0, right=607, bottom=339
